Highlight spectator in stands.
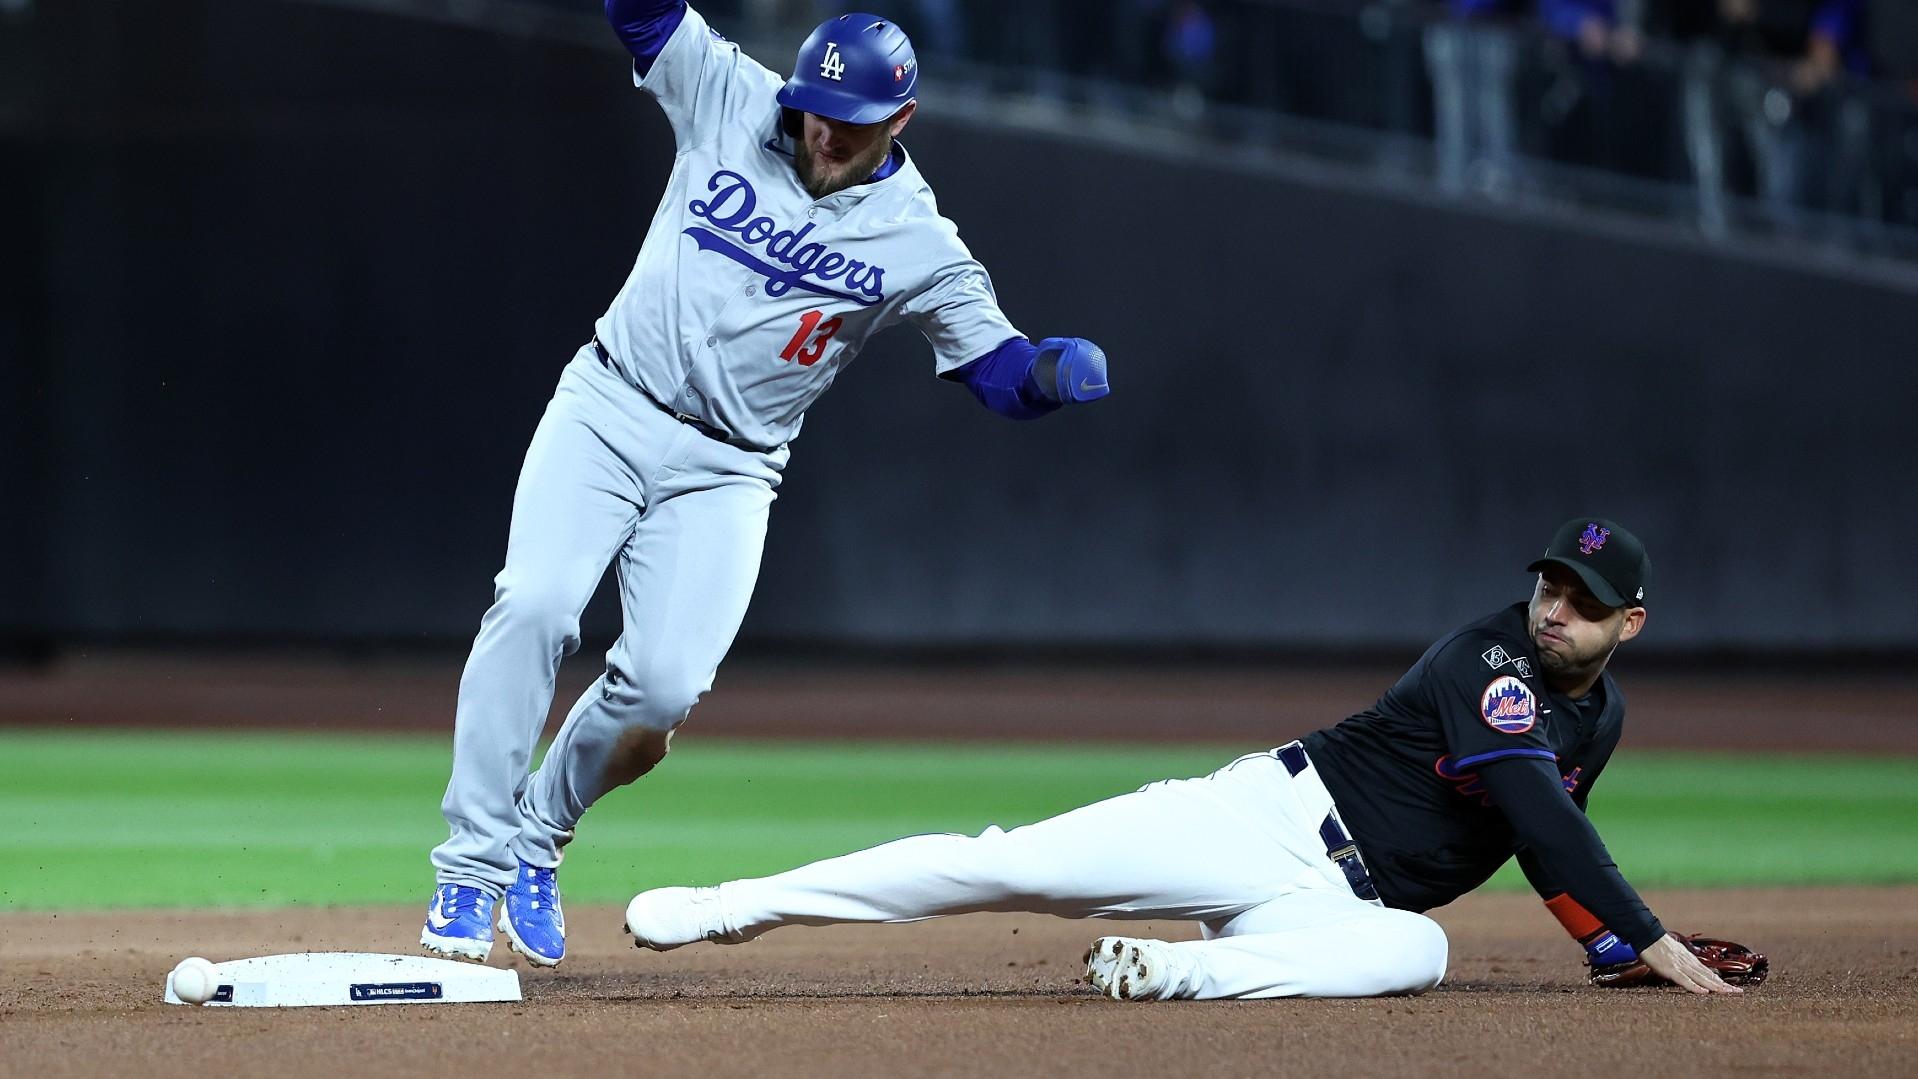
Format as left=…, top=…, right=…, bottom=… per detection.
left=1163, top=0, right=1220, bottom=120
left=1676, top=0, right=1871, bottom=228
left=1426, top=0, right=1528, bottom=194
left=1533, top=0, right=1669, bottom=177
left=1542, top=0, right=1644, bottom=62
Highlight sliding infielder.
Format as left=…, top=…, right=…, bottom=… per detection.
left=422, top=1, right=1110, bottom=967
left=624, top=519, right=1747, bottom=1000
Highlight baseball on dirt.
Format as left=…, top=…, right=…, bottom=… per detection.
left=170, top=956, right=217, bottom=1005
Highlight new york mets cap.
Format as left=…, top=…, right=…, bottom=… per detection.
left=1527, top=517, right=1649, bottom=609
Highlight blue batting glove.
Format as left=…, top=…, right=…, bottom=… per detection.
left=1030, top=336, right=1110, bottom=405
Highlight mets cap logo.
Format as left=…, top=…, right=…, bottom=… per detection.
left=1480, top=676, right=1538, bottom=734
left=1578, top=523, right=1611, bottom=555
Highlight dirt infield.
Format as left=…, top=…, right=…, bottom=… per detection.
left=5, top=655, right=1914, bottom=1076
left=4, top=887, right=1915, bottom=1078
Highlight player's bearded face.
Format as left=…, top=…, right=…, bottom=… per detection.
left=1527, top=569, right=1627, bottom=680
left=795, top=107, right=913, bottom=200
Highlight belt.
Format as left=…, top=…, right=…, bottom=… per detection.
left=591, top=337, right=749, bottom=449
left=1277, top=742, right=1381, bottom=903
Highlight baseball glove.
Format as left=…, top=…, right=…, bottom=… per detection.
left=1589, top=933, right=1768, bottom=988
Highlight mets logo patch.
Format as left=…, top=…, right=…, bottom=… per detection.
left=1480, top=676, right=1537, bottom=734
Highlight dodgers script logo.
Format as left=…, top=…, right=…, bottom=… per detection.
left=1479, top=676, right=1537, bottom=734
left=1579, top=523, right=1611, bottom=555
left=685, top=171, right=888, bottom=307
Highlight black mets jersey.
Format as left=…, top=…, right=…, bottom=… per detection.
left=1302, top=603, right=1663, bottom=949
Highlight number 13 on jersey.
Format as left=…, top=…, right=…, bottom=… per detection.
left=779, top=310, right=843, bottom=367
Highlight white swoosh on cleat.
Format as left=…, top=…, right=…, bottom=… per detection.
left=426, top=896, right=456, bottom=932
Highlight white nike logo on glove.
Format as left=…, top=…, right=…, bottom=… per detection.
left=1078, top=380, right=1108, bottom=394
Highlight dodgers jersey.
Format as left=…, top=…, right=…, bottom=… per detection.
left=592, top=6, right=1021, bottom=451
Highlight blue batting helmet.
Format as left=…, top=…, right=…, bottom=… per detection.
left=777, top=13, right=918, bottom=126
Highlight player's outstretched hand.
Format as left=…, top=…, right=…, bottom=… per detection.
left=1619, top=933, right=1746, bottom=995
left=1031, top=337, right=1110, bottom=405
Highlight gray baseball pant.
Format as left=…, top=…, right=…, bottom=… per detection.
left=432, top=346, right=786, bottom=893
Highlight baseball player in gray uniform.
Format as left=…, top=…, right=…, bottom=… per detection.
left=421, top=1, right=1110, bottom=967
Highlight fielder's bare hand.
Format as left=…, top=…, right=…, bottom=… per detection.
left=1640, top=933, right=1743, bottom=994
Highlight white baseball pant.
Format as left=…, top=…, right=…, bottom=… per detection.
left=713, top=745, right=1449, bottom=998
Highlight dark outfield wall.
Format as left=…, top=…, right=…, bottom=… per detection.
left=6, top=0, right=1916, bottom=651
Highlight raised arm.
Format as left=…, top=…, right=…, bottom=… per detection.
left=608, top=2, right=779, bottom=150
left=605, top=0, right=687, bottom=74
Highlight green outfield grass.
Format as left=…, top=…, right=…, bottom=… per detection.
left=3, top=729, right=1915, bottom=910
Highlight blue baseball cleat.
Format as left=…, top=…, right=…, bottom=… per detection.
left=498, top=861, right=566, bottom=967
left=420, top=883, right=497, bottom=963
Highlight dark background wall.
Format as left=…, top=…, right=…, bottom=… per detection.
left=6, top=0, right=1916, bottom=653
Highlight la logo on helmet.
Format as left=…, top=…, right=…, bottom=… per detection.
left=819, top=42, right=846, bottom=81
